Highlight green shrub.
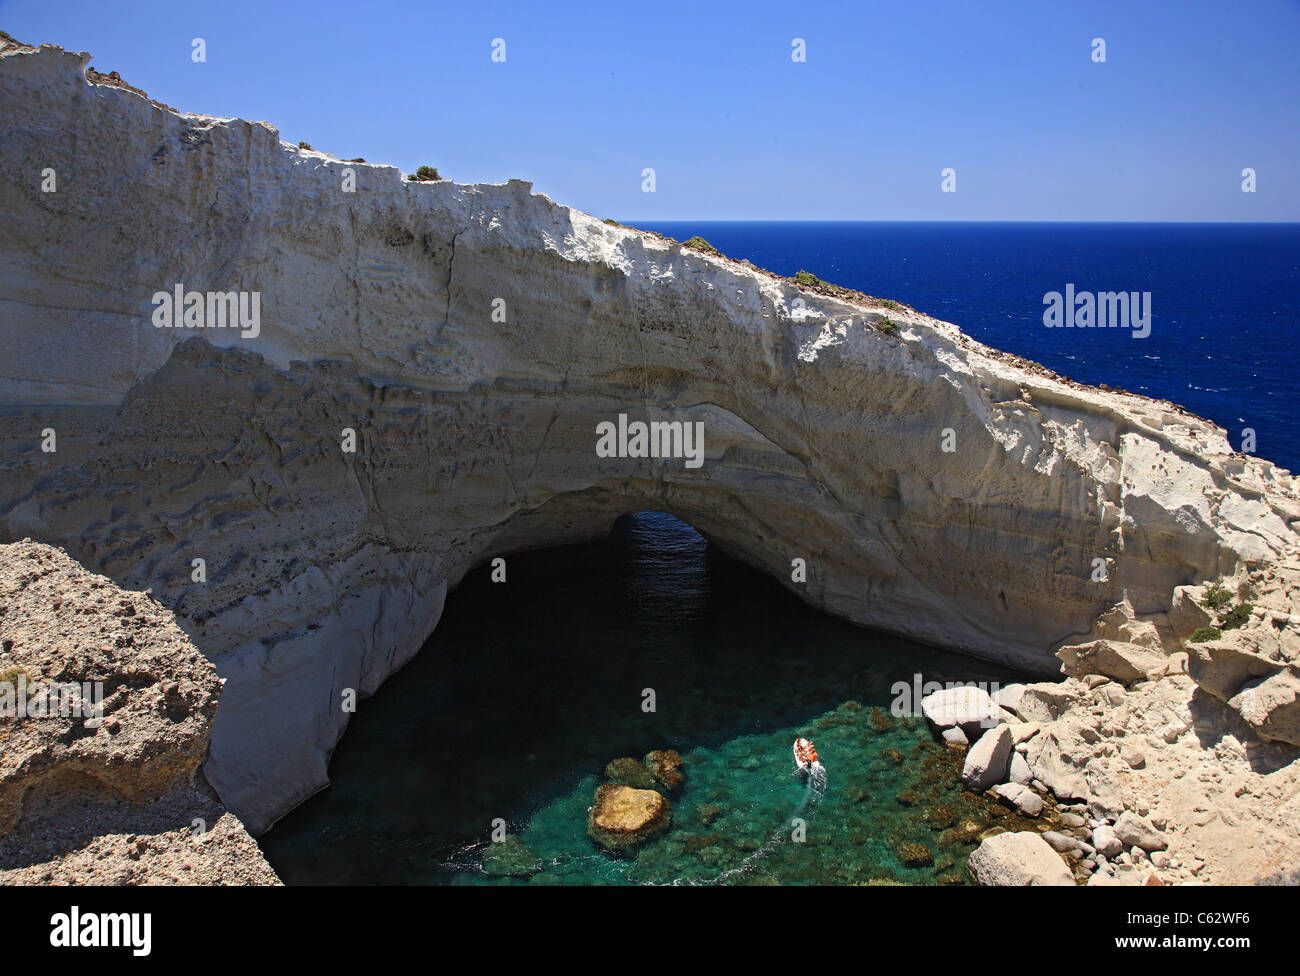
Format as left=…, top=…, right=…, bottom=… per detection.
left=874, top=298, right=907, bottom=312
left=349, top=157, right=366, bottom=163
left=409, top=165, right=442, bottom=182
left=1217, top=602, right=1253, bottom=631
left=1189, top=626, right=1222, bottom=643
left=602, top=218, right=623, bottom=227
left=793, top=270, right=821, bottom=286
left=1202, top=579, right=1233, bottom=611
left=297, top=141, right=313, bottom=150
left=877, top=318, right=902, bottom=335
left=682, top=236, right=720, bottom=256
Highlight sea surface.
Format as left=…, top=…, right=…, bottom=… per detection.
left=640, top=221, right=1300, bottom=474
left=259, top=222, right=1297, bottom=885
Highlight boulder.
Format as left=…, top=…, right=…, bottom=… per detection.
left=1187, top=637, right=1284, bottom=702
left=1168, top=585, right=1215, bottom=644
left=643, top=750, right=684, bottom=791
left=994, top=782, right=1043, bottom=816
left=941, top=726, right=968, bottom=747
left=1230, top=670, right=1300, bottom=746
left=1112, top=811, right=1167, bottom=852
left=920, top=686, right=1000, bottom=737
left=1015, top=682, right=1084, bottom=723
left=1024, top=729, right=1088, bottom=802
left=604, top=757, right=657, bottom=789
left=1008, top=752, right=1033, bottom=786
left=994, top=683, right=1028, bottom=717
left=482, top=835, right=543, bottom=877
left=1055, top=639, right=1168, bottom=686
left=1095, top=599, right=1165, bottom=648
left=1085, top=768, right=1125, bottom=820
left=1042, top=830, right=1093, bottom=856
left=1006, top=721, right=1041, bottom=745
left=967, top=831, right=1075, bottom=886
left=962, top=725, right=1013, bottom=791
left=1092, top=824, right=1123, bottom=857
left=587, top=785, right=671, bottom=851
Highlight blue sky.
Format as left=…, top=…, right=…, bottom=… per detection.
left=4, top=0, right=1298, bottom=220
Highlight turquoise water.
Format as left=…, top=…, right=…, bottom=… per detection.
left=259, top=512, right=1035, bottom=885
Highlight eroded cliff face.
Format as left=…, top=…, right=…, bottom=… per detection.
left=2, top=37, right=1298, bottom=833
left=0, top=539, right=279, bottom=884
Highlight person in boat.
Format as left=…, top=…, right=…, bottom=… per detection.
left=793, top=737, right=818, bottom=773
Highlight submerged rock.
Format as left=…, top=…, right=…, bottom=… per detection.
left=898, top=843, right=933, bottom=868
left=644, top=750, right=685, bottom=791
left=588, top=785, right=672, bottom=851
left=604, top=757, right=657, bottom=790
left=482, top=835, right=543, bottom=877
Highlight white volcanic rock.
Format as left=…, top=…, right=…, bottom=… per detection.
left=1, top=37, right=1300, bottom=833
left=1056, top=639, right=1168, bottom=686
left=962, top=725, right=1013, bottom=790
left=921, top=687, right=1000, bottom=737
left=994, top=782, right=1043, bottom=816
left=968, top=831, right=1075, bottom=886
left=1112, top=811, right=1167, bottom=852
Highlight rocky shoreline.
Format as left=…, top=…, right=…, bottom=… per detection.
left=929, top=578, right=1300, bottom=885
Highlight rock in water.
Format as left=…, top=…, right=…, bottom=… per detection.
left=968, top=831, right=1075, bottom=886
left=588, top=786, right=671, bottom=851
left=604, top=757, right=657, bottom=789
left=482, top=835, right=542, bottom=877
left=644, top=750, right=685, bottom=791
left=962, top=725, right=1013, bottom=791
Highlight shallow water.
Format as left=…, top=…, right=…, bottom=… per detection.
left=259, top=512, right=1033, bottom=885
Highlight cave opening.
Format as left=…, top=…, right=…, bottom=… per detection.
left=257, top=511, right=1031, bottom=885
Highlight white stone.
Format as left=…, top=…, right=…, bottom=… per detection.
left=994, top=782, right=1044, bottom=816
left=962, top=725, right=1013, bottom=791
left=1113, top=811, right=1167, bottom=852
left=968, top=832, right=1076, bottom=886
left=920, top=687, right=1000, bottom=737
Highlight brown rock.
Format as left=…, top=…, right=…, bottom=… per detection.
left=603, top=757, right=657, bottom=789
left=587, top=785, right=671, bottom=851
left=644, top=749, right=684, bottom=791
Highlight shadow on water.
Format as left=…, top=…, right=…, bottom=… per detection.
left=258, top=512, right=1032, bottom=884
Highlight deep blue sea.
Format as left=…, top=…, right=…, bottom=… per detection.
left=641, top=222, right=1300, bottom=474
